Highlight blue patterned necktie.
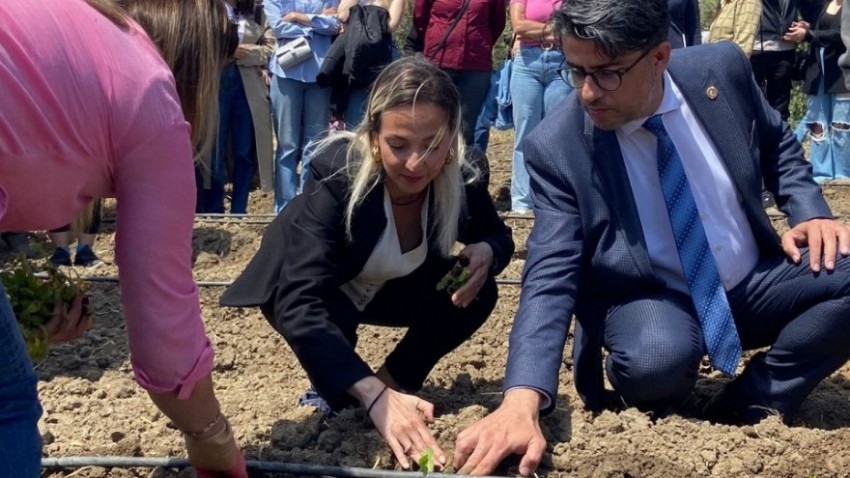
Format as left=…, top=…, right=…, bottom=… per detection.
left=642, top=115, right=742, bottom=376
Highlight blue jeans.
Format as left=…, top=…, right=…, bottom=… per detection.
left=473, top=71, right=500, bottom=154
left=270, top=76, right=331, bottom=213
left=443, top=69, right=492, bottom=147
left=510, top=45, right=572, bottom=211
left=0, top=281, right=42, bottom=477
left=198, top=63, right=257, bottom=214
left=798, top=57, right=850, bottom=181
left=344, top=87, right=370, bottom=130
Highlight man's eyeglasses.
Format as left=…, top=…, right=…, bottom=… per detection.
left=557, top=48, right=652, bottom=92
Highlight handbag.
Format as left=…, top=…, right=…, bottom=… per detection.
left=275, top=36, right=313, bottom=70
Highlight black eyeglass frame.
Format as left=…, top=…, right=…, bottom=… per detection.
left=557, top=47, right=653, bottom=92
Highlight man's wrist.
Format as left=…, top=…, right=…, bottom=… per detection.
left=502, top=388, right=543, bottom=418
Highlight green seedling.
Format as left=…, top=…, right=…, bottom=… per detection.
left=418, top=447, right=435, bottom=475
left=0, top=255, right=85, bottom=360
left=436, top=255, right=471, bottom=295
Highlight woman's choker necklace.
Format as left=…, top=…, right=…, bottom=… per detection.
left=390, top=190, right=427, bottom=206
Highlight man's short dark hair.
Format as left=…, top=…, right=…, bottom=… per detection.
left=551, top=0, right=670, bottom=59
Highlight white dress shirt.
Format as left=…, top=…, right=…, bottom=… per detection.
left=616, top=72, right=759, bottom=293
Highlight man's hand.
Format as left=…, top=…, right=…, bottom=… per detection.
left=781, top=218, right=850, bottom=271
left=453, top=389, right=547, bottom=476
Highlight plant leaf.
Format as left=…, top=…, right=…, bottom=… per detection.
left=418, top=447, right=435, bottom=475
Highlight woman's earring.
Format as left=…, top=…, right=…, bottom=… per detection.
left=445, top=150, right=454, bottom=166
left=372, top=145, right=381, bottom=164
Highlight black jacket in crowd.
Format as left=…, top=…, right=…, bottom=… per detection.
left=802, top=3, right=848, bottom=95
left=756, top=0, right=821, bottom=44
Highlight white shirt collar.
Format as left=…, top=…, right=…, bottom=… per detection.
left=618, top=71, right=682, bottom=137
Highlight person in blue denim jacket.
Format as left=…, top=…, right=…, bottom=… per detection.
left=265, top=0, right=340, bottom=213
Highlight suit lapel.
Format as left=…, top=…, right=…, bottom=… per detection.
left=667, top=56, right=763, bottom=218
left=588, top=118, right=655, bottom=279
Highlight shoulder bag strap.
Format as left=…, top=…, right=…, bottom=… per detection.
left=427, top=0, right=473, bottom=61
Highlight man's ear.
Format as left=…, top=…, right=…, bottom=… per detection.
left=653, top=41, right=673, bottom=71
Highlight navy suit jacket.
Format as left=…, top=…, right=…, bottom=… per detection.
left=503, top=42, right=833, bottom=413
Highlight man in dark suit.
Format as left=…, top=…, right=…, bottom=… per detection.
left=451, top=0, right=850, bottom=474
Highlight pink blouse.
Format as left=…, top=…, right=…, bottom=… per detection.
left=0, top=0, right=212, bottom=399
left=510, top=0, right=561, bottom=24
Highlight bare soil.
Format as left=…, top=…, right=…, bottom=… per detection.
left=10, top=129, right=850, bottom=477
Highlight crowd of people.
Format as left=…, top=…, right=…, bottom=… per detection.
left=2, top=0, right=850, bottom=476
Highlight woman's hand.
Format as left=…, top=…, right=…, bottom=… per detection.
left=351, top=377, right=446, bottom=470
left=46, top=292, right=91, bottom=344
left=451, top=243, right=494, bottom=308
left=783, top=22, right=809, bottom=43
left=233, top=45, right=252, bottom=60
left=368, top=387, right=446, bottom=470
left=282, top=11, right=311, bottom=25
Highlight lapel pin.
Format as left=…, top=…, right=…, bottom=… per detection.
left=706, top=86, right=719, bottom=100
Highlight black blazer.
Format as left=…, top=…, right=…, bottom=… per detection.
left=803, top=5, right=848, bottom=95
left=221, top=140, right=514, bottom=401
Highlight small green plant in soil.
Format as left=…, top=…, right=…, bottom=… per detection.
left=1, top=256, right=85, bottom=360
left=418, top=447, right=435, bottom=475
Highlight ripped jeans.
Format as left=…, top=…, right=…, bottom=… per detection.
left=798, top=92, right=850, bottom=181
left=796, top=68, right=850, bottom=180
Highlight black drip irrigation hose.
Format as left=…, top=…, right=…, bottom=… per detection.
left=41, top=456, right=504, bottom=478
left=98, top=212, right=540, bottom=224
left=99, top=211, right=812, bottom=225
left=72, top=276, right=522, bottom=287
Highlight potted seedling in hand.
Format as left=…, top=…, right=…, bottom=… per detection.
left=436, top=255, right=471, bottom=295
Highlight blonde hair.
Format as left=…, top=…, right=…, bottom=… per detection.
left=110, top=0, right=233, bottom=159
left=320, top=57, right=472, bottom=256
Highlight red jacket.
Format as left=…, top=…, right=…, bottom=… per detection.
left=413, top=0, right=506, bottom=71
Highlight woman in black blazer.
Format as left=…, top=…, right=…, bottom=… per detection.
left=221, top=56, right=513, bottom=469
left=785, top=0, right=848, bottom=180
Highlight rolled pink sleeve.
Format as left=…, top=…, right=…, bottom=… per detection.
left=113, top=113, right=214, bottom=399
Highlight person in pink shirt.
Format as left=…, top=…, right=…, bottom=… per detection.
left=508, top=0, right=573, bottom=213
left=0, top=0, right=247, bottom=476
